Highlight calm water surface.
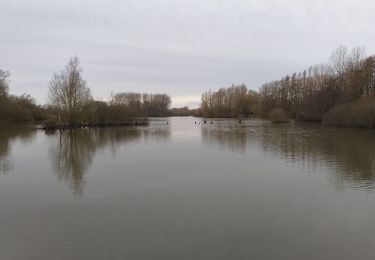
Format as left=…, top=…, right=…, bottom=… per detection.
left=1, top=117, right=375, bottom=260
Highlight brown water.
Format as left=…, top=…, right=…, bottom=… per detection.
left=1, top=117, right=375, bottom=260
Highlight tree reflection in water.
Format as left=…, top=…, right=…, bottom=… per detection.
left=0, top=124, right=36, bottom=174
left=201, top=119, right=375, bottom=191
left=48, top=126, right=170, bottom=196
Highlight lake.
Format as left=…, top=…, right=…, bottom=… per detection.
left=1, top=117, right=375, bottom=260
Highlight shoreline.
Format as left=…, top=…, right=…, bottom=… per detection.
left=39, top=119, right=149, bottom=130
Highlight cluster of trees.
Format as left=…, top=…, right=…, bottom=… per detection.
left=258, top=46, right=375, bottom=125
left=3, top=46, right=375, bottom=129
left=46, top=57, right=172, bottom=126
left=199, top=46, right=375, bottom=128
left=0, top=69, right=48, bottom=122
left=1, top=57, right=173, bottom=126
left=109, top=92, right=171, bottom=117
left=89, top=92, right=171, bottom=124
left=169, top=106, right=195, bottom=116
left=200, top=84, right=259, bottom=117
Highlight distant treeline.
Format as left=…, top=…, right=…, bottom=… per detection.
left=46, top=57, right=174, bottom=126
left=199, top=46, right=375, bottom=128
left=169, top=106, right=200, bottom=117
left=199, top=84, right=259, bottom=118
left=2, top=46, right=375, bottom=128
left=0, top=57, right=174, bottom=126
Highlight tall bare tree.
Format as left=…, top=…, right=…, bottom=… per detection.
left=48, top=57, right=92, bottom=124
left=0, top=69, right=10, bottom=99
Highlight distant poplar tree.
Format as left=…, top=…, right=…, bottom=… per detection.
left=0, top=69, right=10, bottom=99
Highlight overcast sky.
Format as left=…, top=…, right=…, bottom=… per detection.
left=1, top=0, right=374, bottom=107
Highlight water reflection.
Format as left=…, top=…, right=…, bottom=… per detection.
left=201, top=121, right=251, bottom=153
left=48, top=126, right=170, bottom=196
left=0, top=124, right=36, bottom=174
left=202, top=119, right=375, bottom=191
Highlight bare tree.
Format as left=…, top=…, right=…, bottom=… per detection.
left=48, top=57, right=92, bottom=124
left=109, top=92, right=172, bottom=117
left=201, top=84, right=256, bottom=118
left=329, top=46, right=349, bottom=77
left=0, top=69, right=10, bottom=98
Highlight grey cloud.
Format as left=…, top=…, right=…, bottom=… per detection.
left=1, top=0, right=374, bottom=107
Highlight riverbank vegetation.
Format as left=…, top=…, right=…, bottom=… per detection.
left=2, top=46, right=375, bottom=128
left=0, top=70, right=49, bottom=122
left=46, top=57, right=173, bottom=128
left=200, top=84, right=259, bottom=118
left=1, top=57, right=173, bottom=128
left=199, top=46, right=375, bottom=128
